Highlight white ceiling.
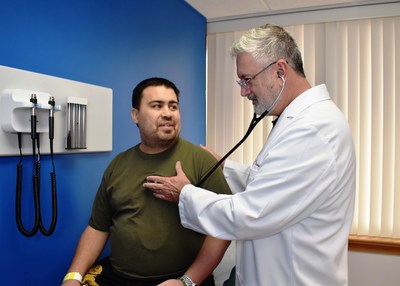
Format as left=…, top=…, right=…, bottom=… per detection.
left=184, top=0, right=394, bottom=21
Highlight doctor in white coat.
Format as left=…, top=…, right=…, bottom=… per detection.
left=145, top=23, right=356, bottom=286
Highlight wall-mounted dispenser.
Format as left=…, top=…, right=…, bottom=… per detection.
left=66, top=96, right=88, bottom=149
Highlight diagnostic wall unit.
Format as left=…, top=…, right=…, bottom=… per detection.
left=0, top=65, right=112, bottom=156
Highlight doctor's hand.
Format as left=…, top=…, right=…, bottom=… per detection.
left=143, top=161, right=190, bottom=203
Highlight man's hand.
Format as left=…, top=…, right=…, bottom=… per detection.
left=61, top=279, right=81, bottom=286
left=143, top=161, right=190, bottom=203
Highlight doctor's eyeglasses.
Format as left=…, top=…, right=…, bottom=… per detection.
left=236, top=61, right=277, bottom=89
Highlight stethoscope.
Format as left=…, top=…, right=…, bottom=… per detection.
left=15, top=94, right=58, bottom=236
left=195, top=74, right=285, bottom=186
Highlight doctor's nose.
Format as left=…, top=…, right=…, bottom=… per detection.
left=240, top=85, right=252, bottom=97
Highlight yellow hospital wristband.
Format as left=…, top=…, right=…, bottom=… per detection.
left=63, top=272, right=83, bottom=283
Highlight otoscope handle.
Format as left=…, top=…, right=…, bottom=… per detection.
left=30, top=115, right=37, bottom=139
left=49, top=116, right=54, bottom=140
left=48, top=96, right=55, bottom=139
left=30, top=94, right=37, bottom=140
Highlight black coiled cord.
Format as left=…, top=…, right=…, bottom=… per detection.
left=15, top=96, right=58, bottom=237
left=15, top=133, right=40, bottom=236
left=38, top=128, right=58, bottom=236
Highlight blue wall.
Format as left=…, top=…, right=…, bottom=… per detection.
left=0, top=0, right=206, bottom=284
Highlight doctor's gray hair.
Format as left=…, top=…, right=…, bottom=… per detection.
left=231, top=23, right=306, bottom=77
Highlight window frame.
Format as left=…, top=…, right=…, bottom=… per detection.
left=349, top=235, right=400, bottom=255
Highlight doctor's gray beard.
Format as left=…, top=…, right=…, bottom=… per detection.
left=248, top=94, right=268, bottom=115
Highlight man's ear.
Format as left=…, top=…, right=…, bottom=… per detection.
left=131, top=108, right=139, bottom=124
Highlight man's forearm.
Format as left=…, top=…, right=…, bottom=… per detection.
left=184, top=236, right=231, bottom=285
left=62, top=226, right=109, bottom=285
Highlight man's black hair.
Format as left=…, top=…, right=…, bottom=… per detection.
left=132, top=77, right=180, bottom=109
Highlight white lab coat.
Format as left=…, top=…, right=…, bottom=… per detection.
left=179, top=85, right=356, bottom=286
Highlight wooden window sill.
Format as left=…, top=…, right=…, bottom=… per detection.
left=348, top=235, right=400, bottom=255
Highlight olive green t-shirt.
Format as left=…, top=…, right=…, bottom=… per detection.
left=89, top=138, right=231, bottom=280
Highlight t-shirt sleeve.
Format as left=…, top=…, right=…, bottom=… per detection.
left=196, top=149, right=232, bottom=195
left=88, top=163, right=114, bottom=232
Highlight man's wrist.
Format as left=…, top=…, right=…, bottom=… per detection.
left=179, top=274, right=196, bottom=286
left=63, top=272, right=83, bottom=283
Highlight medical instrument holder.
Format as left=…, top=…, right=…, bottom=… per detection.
left=1, top=89, right=61, bottom=236
left=0, top=89, right=61, bottom=134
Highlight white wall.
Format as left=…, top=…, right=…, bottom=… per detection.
left=214, top=248, right=400, bottom=285
left=349, top=251, right=400, bottom=286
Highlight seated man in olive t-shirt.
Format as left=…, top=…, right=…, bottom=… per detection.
left=62, top=77, right=231, bottom=286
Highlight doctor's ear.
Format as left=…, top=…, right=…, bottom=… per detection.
left=276, top=59, right=289, bottom=78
